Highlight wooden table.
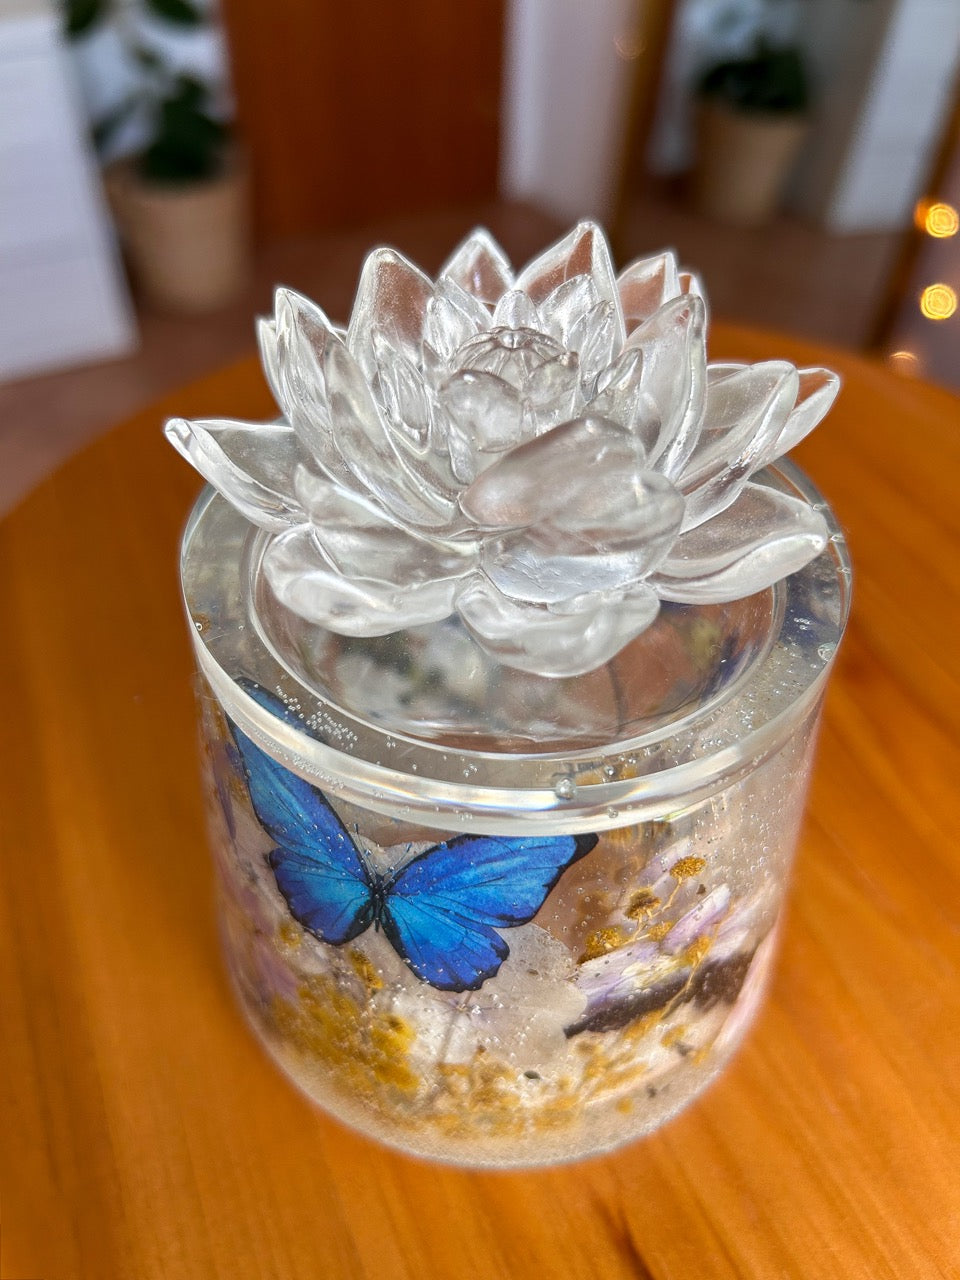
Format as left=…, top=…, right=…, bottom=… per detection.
left=2, top=325, right=958, bottom=1279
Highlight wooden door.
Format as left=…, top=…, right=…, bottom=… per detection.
left=220, top=0, right=505, bottom=241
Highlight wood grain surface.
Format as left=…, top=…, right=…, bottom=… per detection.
left=1, top=326, right=958, bottom=1279
left=219, top=0, right=504, bottom=238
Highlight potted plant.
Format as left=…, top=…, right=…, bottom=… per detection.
left=63, top=0, right=249, bottom=312
left=692, top=40, right=810, bottom=226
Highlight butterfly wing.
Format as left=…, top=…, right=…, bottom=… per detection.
left=228, top=684, right=374, bottom=945
left=382, top=833, right=597, bottom=991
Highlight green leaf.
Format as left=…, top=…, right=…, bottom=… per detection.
left=143, top=0, right=204, bottom=27
left=64, top=0, right=109, bottom=38
left=90, top=94, right=139, bottom=152
left=133, top=44, right=164, bottom=71
left=138, top=75, right=227, bottom=182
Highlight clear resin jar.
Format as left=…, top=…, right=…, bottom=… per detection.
left=181, top=460, right=849, bottom=1168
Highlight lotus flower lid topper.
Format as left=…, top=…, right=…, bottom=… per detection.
left=166, top=222, right=838, bottom=678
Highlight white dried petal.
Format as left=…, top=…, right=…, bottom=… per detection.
left=662, top=886, right=731, bottom=954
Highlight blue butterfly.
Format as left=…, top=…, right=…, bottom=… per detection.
left=227, top=683, right=597, bottom=992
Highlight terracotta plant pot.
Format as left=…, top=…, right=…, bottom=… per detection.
left=106, top=152, right=250, bottom=313
left=693, top=100, right=807, bottom=227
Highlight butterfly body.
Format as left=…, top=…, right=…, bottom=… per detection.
left=230, top=683, right=598, bottom=992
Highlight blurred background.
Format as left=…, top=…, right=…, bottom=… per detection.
left=2, top=0, right=959, bottom=513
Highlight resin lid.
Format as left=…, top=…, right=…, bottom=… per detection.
left=167, top=223, right=842, bottom=683
left=181, top=458, right=850, bottom=833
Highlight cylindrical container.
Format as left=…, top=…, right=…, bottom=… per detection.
left=181, top=460, right=850, bottom=1168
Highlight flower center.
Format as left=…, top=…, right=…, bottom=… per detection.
left=454, top=326, right=576, bottom=392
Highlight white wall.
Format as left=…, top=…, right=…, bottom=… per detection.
left=0, top=3, right=136, bottom=379
left=814, top=0, right=960, bottom=231
left=499, top=0, right=640, bottom=223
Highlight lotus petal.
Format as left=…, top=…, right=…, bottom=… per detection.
left=772, top=367, right=841, bottom=456
left=164, top=417, right=304, bottom=532
left=370, top=335, right=463, bottom=511
left=461, top=416, right=649, bottom=528
left=347, top=247, right=433, bottom=381
left=626, top=294, right=707, bottom=478
left=295, top=468, right=479, bottom=584
left=652, top=483, right=828, bottom=603
left=492, top=289, right=539, bottom=330
left=322, top=337, right=456, bottom=530
left=423, top=276, right=490, bottom=363
left=256, top=317, right=283, bottom=410
left=678, top=270, right=707, bottom=323
left=372, top=334, right=432, bottom=449
left=679, top=361, right=799, bottom=530
left=275, top=289, right=358, bottom=490
left=455, top=576, right=661, bottom=677
left=480, top=466, right=683, bottom=603
left=481, top=483, right=682, bottom=602
left=264, top=527, right=457, bottom=634
left=539, top=274, right=600, bottom=349
left=591, top=349, right=664, bottom=455
left=617, top=251, right=680, bottom=332
left=568, top=300, right=619, bottom=388
left=516, top=222, right=624, bottom=350
left=439, top=227, right=513, bottom=304
left=440, top=370, right=524, bottom=479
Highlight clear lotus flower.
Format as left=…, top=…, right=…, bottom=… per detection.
left=165, top=221, right=838, bottom=677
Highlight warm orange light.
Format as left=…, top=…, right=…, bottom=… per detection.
left=614, top=33, right=645, bottom=59
left=919, top=283, right=957, bottom=320
left=924, top=202, right=959, bottom=238
left=887, top=349, right=922, bottom=376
